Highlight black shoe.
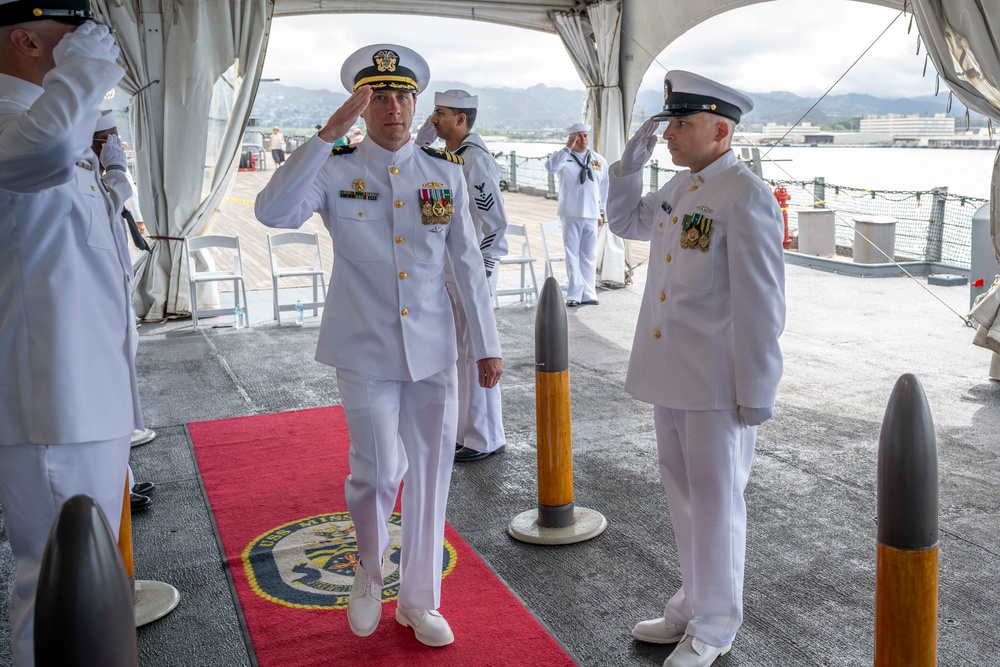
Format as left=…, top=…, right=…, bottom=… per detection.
left=455, top=445, right=506, bottom=462
left=130, top=493, right=152, bottom=512
left=455, top=442, right=463, bottom=452
left=581, top=299, right=600, bottom=306
left=132, top=481, right=156, bottom=496
left=565, top=300, right=580, bottom=307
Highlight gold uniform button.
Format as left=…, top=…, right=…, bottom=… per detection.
left=90, top=185, right=96, bottom=191
left=358, top=212, right=365, bottom=218
left=127, top=275, right=132, bottom=283
left=395, top=235, right=404, bottom=244
left=653, top=329, right=661, bottom=338
left=672, top=216, right=678, bottom=224
left=659, top=292, right=665, bottom=302
left=399, top=271, right=407, bottom=280
left=394, top=200, right=403, bottom=208
left=401, top=308, right=409, bottom=316
left=390, top=166, right=399, bottom=175
left=658, top=222, right=663, bottom=228
left=665, top=254, right=672, bottom=262
left=690, top=185, right=698, bottom=191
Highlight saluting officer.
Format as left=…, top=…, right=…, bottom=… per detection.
left=606, top=71, right=785, bottom=667
left=254, top=44, right=502, bottom=648
left=0, top=3, right=142, bottom=664
left=415, top=89, right=508, bottom=462
left=545, top=122, right=609, bottom=306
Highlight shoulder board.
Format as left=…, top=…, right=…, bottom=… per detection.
left=420, top=145, right=464, bottom=165
left=330, top=145, right=357, bottom=156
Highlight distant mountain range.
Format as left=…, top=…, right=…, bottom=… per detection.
left=251, top=81, right=986, bottom=136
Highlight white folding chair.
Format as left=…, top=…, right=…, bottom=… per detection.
left=185, top=234, right=249, bottom=328
left=267, top=231, right=327, bottom=322
left=493, top=223, right=539, bottom=307
left=539, top=220, right=568, bottom=291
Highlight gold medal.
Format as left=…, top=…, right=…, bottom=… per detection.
left=699, top=234, right=710, bottom=251
left=686, top=228, right=700, bottom=244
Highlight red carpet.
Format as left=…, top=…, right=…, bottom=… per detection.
left=189, top=406, right=577, bottom=667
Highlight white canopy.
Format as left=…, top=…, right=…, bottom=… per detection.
left=94, top=0, right=1000, bottom=318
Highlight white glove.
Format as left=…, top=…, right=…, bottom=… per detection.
left=53, top=21, right=120, bottom=67
left=415, top=116, right=437, bottom=146
left=738, top=406, right=775, bottom=427
left=619, top=118, right=660, bottom=174
left=100, top=133, right=127, bottom=173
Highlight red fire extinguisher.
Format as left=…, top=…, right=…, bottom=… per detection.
left=773, top=185, right=791, bottom=250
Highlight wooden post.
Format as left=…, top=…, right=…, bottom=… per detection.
left=874, top=373, right=938, bottom=667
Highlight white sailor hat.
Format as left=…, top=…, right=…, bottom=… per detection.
left=567, top=123, right=591, bottom=134
left=0, top=0, right=95, bottom=27
left=434, top=89, right=477, bottom=109
left=650, top=70, right=753, bottom=123
left=94, top=109, right=117, bottom=132
left=340, top=43, right=429, bottom=94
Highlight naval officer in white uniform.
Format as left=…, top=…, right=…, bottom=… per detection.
left=0, top=4, right=141, bottom=664
left=255, top=44, right=502, bottom=649
left=606, top=71, right=785, bottom=667
left=415, top=89, right=508, bottom=462
left=545, top=122, right=609, bottom=306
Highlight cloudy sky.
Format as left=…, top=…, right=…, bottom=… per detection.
left=261, top=0, right=935, bottom=99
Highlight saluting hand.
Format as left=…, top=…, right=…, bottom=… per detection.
left=477, top=358, right=503, bottom=389
left=619, top=118, right=660, bottom=174
left=100, top=134, right=127, bottom=173
left=317, top=86, right=373, bottom=144
left=53, top=21, right=120, bottom=67
left=415, top=116, right=437, bottom=146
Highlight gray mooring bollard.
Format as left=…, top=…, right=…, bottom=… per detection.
left=874, top=373, right=938, bottom=667
left=508, top=277, right=607, bottom=545
left=35, top=495, right=137, bottom=667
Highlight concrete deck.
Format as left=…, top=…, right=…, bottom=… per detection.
left=1, top=191, right=999, bottom=666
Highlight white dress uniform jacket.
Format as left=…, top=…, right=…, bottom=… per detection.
left=545, top=147, right=609, bottom=219
left=607, top=150, right=785, bottom=410
left=454, top=132, right=508, bottom=272
left=0, top=62, right=142, bottom=446
left=254, top=135, right=501, bottom=378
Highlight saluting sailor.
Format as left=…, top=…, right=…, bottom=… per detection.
left=254, top=44, right=502, bottom=648
left=606, top=71, right=785, bottom=667
left=545, top=122, right=609, bottom=307
left=415, top=89, right=508, bottom=462
left=0, top=2, right=142, bottom=664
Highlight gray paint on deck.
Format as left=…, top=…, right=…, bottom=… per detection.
left=1, top=263, right=999, bottom=665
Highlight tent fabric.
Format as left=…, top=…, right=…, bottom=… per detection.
left=96, top=0, right=274, bottom=319
left=552, top=0, right=627, bottom=284
left=911, top=0, right=1000, bottom=266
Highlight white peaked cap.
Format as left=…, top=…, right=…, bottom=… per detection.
left=94, top=109, right=117, bottom=132
left=567, top=123, right=591, bottom=134
left=434, top=89, right=478, bottom=109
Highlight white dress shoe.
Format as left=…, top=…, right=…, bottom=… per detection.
left=395, top=605, right=455, bottom=647
left=632, top=617, right=686, bottom=644
left=347, top=563, right=382, bottom=637
left=664, top=635, right=732, bottom=667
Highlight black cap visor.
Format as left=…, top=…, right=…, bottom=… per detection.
left=650, top=91, right=741, bottom=123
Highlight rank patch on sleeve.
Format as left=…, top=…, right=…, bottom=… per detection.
left=473, top=182, right=495, bottom=212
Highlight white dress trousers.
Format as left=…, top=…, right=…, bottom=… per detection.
left=337, top=366, right=457, bottom=611
left=561, top=215, right=599, bottom=302
left=446, top=278, right=505, bottom=453
left=0, top=437, right=130, bottom=667
left=654, top=407, right=754, bottom=647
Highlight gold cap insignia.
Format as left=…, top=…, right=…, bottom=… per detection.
left=373, top=50, right=398, bottom=73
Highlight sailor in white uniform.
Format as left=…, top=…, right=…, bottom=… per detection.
left=254, top=44, right=502, bottom=649
left=0, top=5, right=140, bottom=664
left=606, top=71, right=785, bottom=667
left=415, top=89, right=508, bottom=462
left=545, top=122, right=609, bottom=306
